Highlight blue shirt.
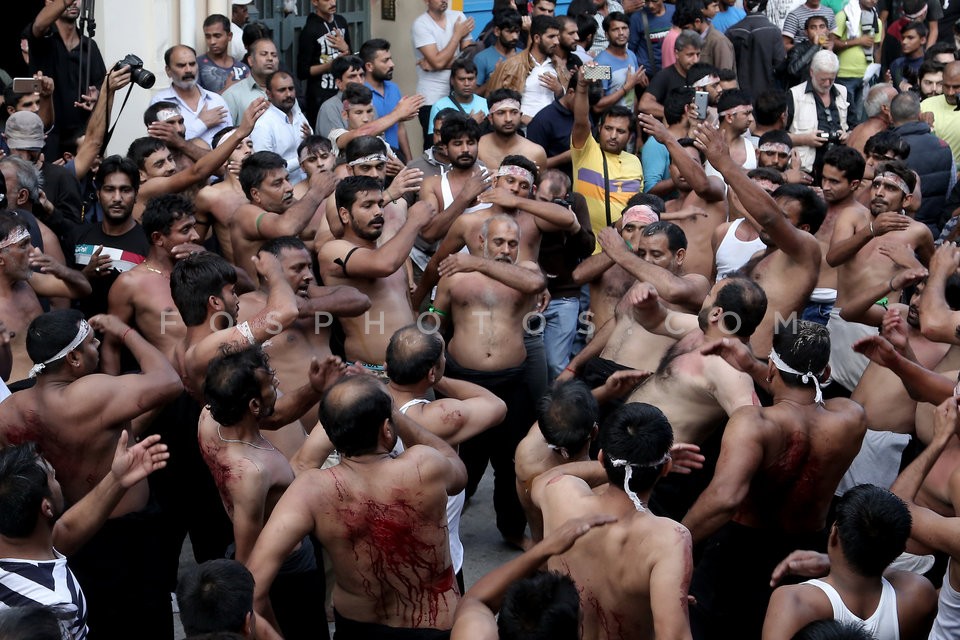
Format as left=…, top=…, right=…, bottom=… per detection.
left=428, top=94, right=489, bottom=133
left=474, top=46, right=519, bottom=88
left=526, top=99, right=576, bottom=179
left=641, top=137, right=670, bottom=192
left=594, top=49, right=641, bottom=108
left=367, top=79, right=402, bottom=150
left=712, top=7, right=747, bottom=33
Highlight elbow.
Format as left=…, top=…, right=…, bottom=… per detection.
left=825, top=252, right=843, bottom=268
left=158, top=372, right=185, bottom=401
left=346, top=294, right=372, bottom=317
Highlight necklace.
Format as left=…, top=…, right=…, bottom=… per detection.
left=217, top=424, right=276, bottom=451
left=140, top=262, right=169, bottom=278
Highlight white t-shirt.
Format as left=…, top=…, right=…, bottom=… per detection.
left=412, top=10, right=467, bottom=104
left=522, top=57, right=557, bottom=120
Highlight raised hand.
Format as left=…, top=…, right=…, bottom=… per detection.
left=110, top=431, right=169, bottom=489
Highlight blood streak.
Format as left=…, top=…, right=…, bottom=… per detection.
left=200, top=443, right=236, bottom=513
left=340, top=499, right=454, bottom=627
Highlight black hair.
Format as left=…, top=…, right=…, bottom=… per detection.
left=747, top=167, right=786, bottom=186
left=212, top=126, right=238, bottom=149
left=664, top=87, right=696, bottom=126
left=530, top=15, right=562, bottom=41
left=439, top=114, right=475, bottom=147
left=297, top=134, right=333, bottom=157
left=823, top=145, right=865, bottom=182
left=451, top=57, right=479, bottom=79
left=567, top=0, right=598, bottom=17
left=171, top=253, right=238, bottom=326
left=902, top=20, right=929, bottom=39
left=143, top=100, right=179, bottom=126
left=773, top=184, right=827, bottom=234
left=712, top=277, right=768, bottom=338
left=126, top=137, right=169, bottom=172
left=717, top=88, right=751, bottom=114
left=924, top=41, right=956, bottom=61
left=25, top=309, right=86, bottom=374
left=599, top=105, right=637, bottom=135
left=265, top=70, right=294, bottom=92
left=320, top=376, right=392, bottom=456
left=501, top=155, right=540, bottom=185
left=434, top=108, right=464, bottom=131
left=239, top=151, right=287, bottom=200
left=754, top=90, right=788, bottom=126
left=576, top=13, right=599, bottom=39
left=142, top=194, right=194, bottom=238
left=758, top=129, right=793, bottom=148
left=642, top=220, right=687, bottom=253
left=0, top=606, right=67, bottom=640
left=205, top=346, right=271, bottom=426
left=259, top=235, right=308, bottom=259
left=336, top=175, right=383, bottom=213
left=0, top=443, right=49, bottom=538
left=344, top=136, right=389, bottom=162
left=918, top=59, right=946, bottom=80
left=331, top=55, right=365, bottom=81
left=96, top=154, right=141, bottom=192
left=602, top=11, right=629, bottom=33
left=771, top=319, right=830, bottom=384
left=600, top=403, right=673, bottom=493
left=674, top=7, right=705, bottom=29
left=834, top=484, right=911, bottom=577
left=537, top=379, right=599, bottom=454
left=487, top=87, right=524, bottom=110
left=864, top=130, right=910, bottom=161
left=203, top=14, right=231, bottom=31
left=243, top=29, right=274, bottom=51
left=803, top=14, right=828, bottom=30
left=342, top=83, right=373, bottom=107
left=875, top=159, right=918, bottom=193
left=359, top=38, right=391, bottom=65
left=625, top=191, right=667, bottom=214
left=718, top=68, right=738, bottom=83
left=676, top=137, right=706, bottom=164
left=176, top=559, right=254, bottom=636
left=946, top=273, right=960, bottom=311
left=495, top=9, right=524, bottom=31
left=497, top=572, right=580, bottom=640
left=686, top=62, right=719, bottom=87
left=791, top=620, right=875, bottom=640
left=385, top=325, right=444, bottom=385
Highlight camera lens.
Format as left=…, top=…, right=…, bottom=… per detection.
left=134, top=69, right=156, bottom=89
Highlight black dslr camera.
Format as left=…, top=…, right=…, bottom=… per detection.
left=818, top=130, right=843, bottom=145
left=114, top=54, right=156, bottom=89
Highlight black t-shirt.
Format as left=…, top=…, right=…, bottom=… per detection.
left=72, top=222, right=149, bottom=318
left=645, top=65, right=688, bottom=105
left=297, top=13, right=352, bottom=110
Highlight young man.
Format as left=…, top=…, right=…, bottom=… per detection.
left=629, top=0, right=676, bottom=77
left=782, top=0, right=837, bottom=51
left=475, top=10, right=523, bottom=96
left=831, top=0, right=882, bottom=127
left=314, top=54, right=364, bottom=139
left=296, top=0, right=351, bottom=126
left=361, top=38, right=416, bottom=163
left=889, top=21, right=928, bottom=91
left=194, top=126, right=255, bottom=263
left=329, top=83, right=416, bottom=160
left=198, top=13, right=250, bottom=93
left=478, top=88, right=549, bottom=173
left=594, top=12, right=647, bottom=112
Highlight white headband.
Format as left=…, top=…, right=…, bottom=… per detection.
left=691, top=74, right=719, bottom=88
left=0, top=227, right=30, bottom=250
left=490, top=98, right=521, bottom=114
left=759, top=143, right=791, bottom=154
left=769, top=347, right=823, bottom=404
left=496, top=164, right=534, bottom=185
left=155, top=108, right=181, bottom=122
left=609, top=452, right=671, bottom=512
left=719, top=104, right=752, bottom=117
left=874, top=171, right=910, bottom=195
left=348, top=153, right=387, bottom=166
left=29, top=320, right=91, bottom=378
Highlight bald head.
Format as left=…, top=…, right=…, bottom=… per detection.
left=386, top=325, right=444, bottom=385
left=319, top=376, right=392, bottom=456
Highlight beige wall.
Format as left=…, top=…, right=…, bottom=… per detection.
left=370, top=0, right=424, bottom=154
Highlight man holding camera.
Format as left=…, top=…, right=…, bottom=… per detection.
left=786, top=49, right=850, bottom=175
left=150, top=45, right=231, bottom=148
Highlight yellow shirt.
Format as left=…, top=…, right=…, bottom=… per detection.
left=572, top=134, right=644, bottom=254
left=832, top=11, right=882, bottom=79
left=921, top=95, right=960, bottom=165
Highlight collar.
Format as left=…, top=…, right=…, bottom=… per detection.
left=804, top=81, right=838, bottom=98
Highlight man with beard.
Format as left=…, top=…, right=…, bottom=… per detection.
left=71, top=157, right=149, bottom=320
left=150, top=45, right=232, bottom=147
left=826, top=159, right=933, bottom=393
left=195, top=127, right=254, bottom=264
left=487, top=16, right=565, bottom=124
left=237, top=236, right=370, bottom=458
left=0, top=309, right=182, bottom=639
left=475, top=10, right=523, bottom=96
left=918, top=60, right=944, bottom=99
left=638, top=30, right=704, bottom=120
left=223, top=38, right=280, bottom=125
left=431, top=214, right=547, bottom=548
left=127, top=97, right=269, bottom=221
left=362, top=39, right=417, bottom=163
left=318, top=176, right=437, bottom=369
left=594, top=12, right=647, bottom=112
left=100, top=194, right=203, bottom=374
left=250, top=71, right=312, bottom=185
left=231, top=150, right=337, bottom=276
left=478, top=89, right=548, bottom=172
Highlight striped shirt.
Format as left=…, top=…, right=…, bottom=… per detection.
left=782, top=4, right=837, bottom=42
left=0, top=552, right=88, bottom=639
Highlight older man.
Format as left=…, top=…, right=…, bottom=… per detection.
left=922, top=61, right=960, bottom=169
left=149, top=45, right=231, bottom=147
left=223, top=38, right=280, bottom=125
left=787, top=50, right=849, bottom=174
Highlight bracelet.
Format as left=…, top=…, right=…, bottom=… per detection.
left=427, top=305, right=448, bottom=318
left=624, top=239, right=634, bottom=251
left=564, top=366, right=576, bottom=374
left=121, top=327, right=133, bottom=344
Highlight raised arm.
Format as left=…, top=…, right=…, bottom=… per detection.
left=74, top=66, right=132, bottom=181
left=333, top=96, right=424, bottom=149
left=428, top=376, right=508, bottom=445
left=623, top=281, right=698, bottom=338
left=391, top=405, right=468, bottom=495
left=420, top=170, right=492, bottom=243
left=853, top=335, right=956, bottom=404
left=919, top=243, right=960, bottom=344
left=639, top=114, right=724, bottom=203
left=239, top=170, right=337, bottom=240
left=298, top=284, right=371, bottom=318
left=438, top=254, right=547, bottom=295
left=31, top=0, right=71, bottom=37
left=572, top=66, right=594, bottom=150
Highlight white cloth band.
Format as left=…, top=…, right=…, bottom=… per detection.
left=0, top=227, right=30, bottom=250
left=348, top=153, right=387, bottom=166
left=719, top=104, right=752, bottom=117
left=759, top=143, right=791, bottom=154
left=29, top=320, right=90, bottom=378
left=691, top=75, right=719, bottom=88
left=237, top=321, right=256, bottom=346
left=874, top=171, right=910, bottom=195
left=155, top=108, right=181, bottom=122
left=490, top=99, right=521, bottom=114
left=609, top=452, right=670, bottom=512
left=546, top=443, right=571, bottom=459
left=769, top=347, right=823, bottom=404
left=496, top=164, right=534, bottom=185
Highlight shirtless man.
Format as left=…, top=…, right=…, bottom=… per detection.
left=478, top=88, right=548, bottom=173
left=199, top=345, right=334, bottom=640
left=710, top=168, right=780, bottom=282
left=385, top=325, right=506, bottom=589
left=247, top=375, right=468, bottom=636
left=640, top=114, right=726, bottom=280
left=432, top=214, right=547, bottom=547
left=694, top=122, right=824, bottom=357
left=682, top=321, right=867, bottom=640
left=237, top=236, right=370, bottom=457
left=566, top=221, right=710, bottom=389
left=194, top=126, right=254, bottom=263
left=0, top=214, right=91, bottom=383
left=531, top=402, right=694, bottom=640
left=102, top=194, right=203, bottom=374
left=232, top=150, right=337, bottom=274
left=127, top=97, right=269, bottom=221
left=827, top=159, right=934, bottom=393
left=317, top=176, right=435, bottom=370
left=0, top=310, right=182, bottom=639
left=292, top=135, right=336, bottom=201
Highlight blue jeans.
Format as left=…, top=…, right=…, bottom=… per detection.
left=836, top=76, right=864, bottom=129
left=543, top=296, right=581, bottom=382
left=801, top=301, right=834, bottom=326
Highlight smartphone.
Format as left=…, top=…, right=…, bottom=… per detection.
left=694, top=91, right=709, bottom=120
left=12, top=78, right=41, bottom=94
left=584, top=65, right=612, bottom=81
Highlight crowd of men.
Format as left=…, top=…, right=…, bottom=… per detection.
left=7, top=0, right=960, bottom=638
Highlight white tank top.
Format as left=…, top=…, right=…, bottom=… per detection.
left=804, top=578, right=900, bottom=640
left=395, top=398, right=466, bottom=574
left=715, top=218, right=766, bottom=282
left=930, top=559, right=960, bottom=640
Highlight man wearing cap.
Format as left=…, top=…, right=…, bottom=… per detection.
left=4, top=110, right=83, bottom=226
left=230, top=0, right=253, bottom=60
left=150, top=45, right=232, bottom=148
left=250, top=71, right=312, bottom=185
left=477, top=89, right=548, bottom=175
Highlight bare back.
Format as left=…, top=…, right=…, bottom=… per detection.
left=747, top=249, right=819, bottom=356
left=196, top=180, right=248, bottom=264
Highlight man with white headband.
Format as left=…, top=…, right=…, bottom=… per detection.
left=684, top=320, right=866, bottom=640
left=0, top=212, right=91, bottom=384
left=826, top=159, right=933, bottom=394
left=532, top=401, right=694, bottom=640
left=478, top=88, right=548, bottom=177
left=143, top=101, right=209, bottom=174
left=717, top=89, right=757, bottom=170
left=0, top=308, right=183, bottom=638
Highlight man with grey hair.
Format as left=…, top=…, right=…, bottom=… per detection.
left=845, top=83, right=897, bottom=154
left=892, top=90, right=955, bottom=237
left=431, top=213, right=548, bottom=549
left=149, top=44, right=231, bottom=147
left=787, top=49, right=849, bottom=174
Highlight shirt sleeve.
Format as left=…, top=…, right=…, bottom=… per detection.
left=782, top=12, right=799, bottom=38
left=412, top=16, right=436, bottom=49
